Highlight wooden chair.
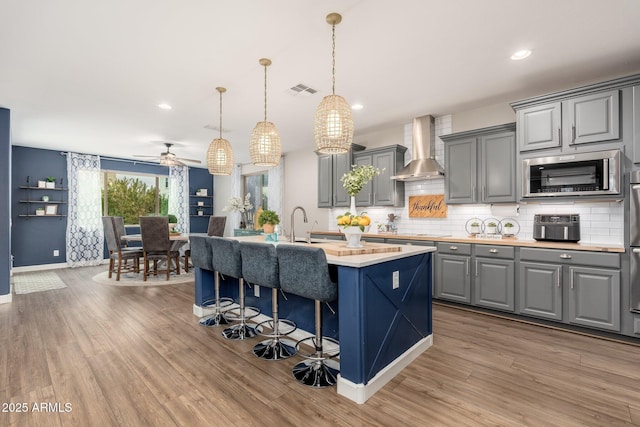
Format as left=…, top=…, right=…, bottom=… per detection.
left=139, top=216, right=181, bottom=281
left=102, top=216, right=142, bottom=281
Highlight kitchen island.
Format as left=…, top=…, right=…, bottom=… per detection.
left=193, top=236, right=436, bottom=404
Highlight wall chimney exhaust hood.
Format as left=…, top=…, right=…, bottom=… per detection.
left=391, top=115, right=444, bottom=181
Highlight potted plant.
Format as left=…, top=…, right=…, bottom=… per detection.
left=45, top=176, right=56, bottom=189
left=223, top=193, right=253, bottom=229
left=486, top=221, right=497, bottom=234
left=196, top=207, right=204, bottom=216
left=41, top=195, right=50, bottom=202
left=503, top=222, right=515, bottom=236
left=340, top=164, right=383, bottom=216
left=167, top=213, right=178, bottom=231
left=35, top=207, right=45, bottom=216
left=469, top=221, right=481, bottom=235
left=257, top=209, right=280, bottom=234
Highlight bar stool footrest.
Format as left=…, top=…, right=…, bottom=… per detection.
left=252, top=338, right=297, bottom=360
left=255, top=319, right=297, bottom=338
left=221, top=323, right=262, bottom=340
left=223, top=306, right=260, bottom=321
left=295, top=336, right=340, bottom=360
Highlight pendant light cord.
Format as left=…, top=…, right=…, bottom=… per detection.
left=218, top=90, right=223, bottom=140
left=331, top=23, right=336, bottom=95
left=264, top=64, right=268, bottom=121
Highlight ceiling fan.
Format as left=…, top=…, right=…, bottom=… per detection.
left=133, top=142, right=202, bottom=166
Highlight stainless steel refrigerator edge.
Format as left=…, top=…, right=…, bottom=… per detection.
left=629, top=170, right=640, bottom=313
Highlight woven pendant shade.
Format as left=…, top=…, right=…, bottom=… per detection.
left=250, top=120, right=281, bottom=166
left=314, top=13, right=353, bottom=155
left=206, top=137, right=233, bottom=175
left=314, top=94, right=353, bottom=154
left=206, top=87, right=233, bottom=175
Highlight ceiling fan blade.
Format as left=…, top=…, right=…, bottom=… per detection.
left=175, top=157, right=202, bottom=164
left=133, top=154, right=160, bottom=158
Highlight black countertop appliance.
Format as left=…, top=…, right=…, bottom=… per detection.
left=533, top=214, right=580, bottom=242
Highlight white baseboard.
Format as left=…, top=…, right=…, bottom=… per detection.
left=337, top=334, right=433, bottom=404
left=12, top=259, right=110, bottom=274
left=0, top=293, right=12, bottom=304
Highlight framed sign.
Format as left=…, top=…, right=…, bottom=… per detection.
left=45, top=204, right=58, bottom=215
left=408, top=195, right=447, bottom=218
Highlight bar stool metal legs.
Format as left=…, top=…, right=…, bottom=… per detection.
left=252, top=288, right=297, bottom=360
left=221, top=278, right=261, bottom=340
left=199, top=271, right=233, bottom=327
left=292, top=300, right=340, bottom=388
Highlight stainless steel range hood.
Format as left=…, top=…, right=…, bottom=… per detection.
left=391, top=115, right=444, bottom=181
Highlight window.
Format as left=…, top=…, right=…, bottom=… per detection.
left=101, top=171, right=170, bottom=224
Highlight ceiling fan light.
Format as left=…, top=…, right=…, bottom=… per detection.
left=207, top=137, right=234, bottom=175
left=314, top=94, right=353, bottom=154
left=250, top=121, right=281, bottom=166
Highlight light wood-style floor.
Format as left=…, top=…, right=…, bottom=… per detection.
left=2, top=265, right=640, bottom=426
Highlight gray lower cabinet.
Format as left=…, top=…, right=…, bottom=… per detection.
left=518, top=262, right=563, bottom=320
left=435, top=242, right=472, bottom=303
left=441, top=123, right=516, bottom=204
left=474, top=258, right=515, bottom=312
left=568, top=266, right=620, bottom=332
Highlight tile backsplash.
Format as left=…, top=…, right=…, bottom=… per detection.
left=327, top=115, right=624, bottom=246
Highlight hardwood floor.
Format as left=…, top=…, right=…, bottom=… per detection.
left=2, top=265, right=639, bottom=426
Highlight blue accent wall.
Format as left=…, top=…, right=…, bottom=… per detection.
left=11, top=145, right=213, bottom=267
left=0, top=109, right=11, bottom=296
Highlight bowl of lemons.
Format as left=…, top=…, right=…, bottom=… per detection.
left=337, top=212, right=371, bottom=248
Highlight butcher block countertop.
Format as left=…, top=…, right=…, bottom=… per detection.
left=310, top=231, right=626, bottom=253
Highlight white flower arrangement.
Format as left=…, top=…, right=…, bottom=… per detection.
left=224, top=193, right=253, bottom=213
left=341, top=164, right=383, bottom=196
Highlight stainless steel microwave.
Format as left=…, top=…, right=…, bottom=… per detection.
left=522, top=149, right=621, bottom=198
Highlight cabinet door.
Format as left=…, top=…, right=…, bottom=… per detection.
left=444, top=138, right=477, bottom=204
left=634, top=86, right=640, bottom=164
left=480, top=131, right=516, bottom=203
left=372, top=151, right=396, bottom=206
left=333, top=153, right=351, bottom=207
left=435, top=254, right=471, bottom=303
left=567, top=90, right=620, bottom=145
left=353, top=154, right=372, bottom=207
left=474, top=258, right=515, bottom=312
left=568, top=266, right=620, bottom=332
left=518, top=262, right=562, bottom=321
left=317, top=154, right=333, bottom=208
left=517, top=102, right=562, bottom=151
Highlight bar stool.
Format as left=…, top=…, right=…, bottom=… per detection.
left=209, top=237, right=261, bottom=340
left=276, top=245, right=340, bottom=388
left=239, top=241, right=297, bottom=360
left=190, top=235, right=233, bottom=327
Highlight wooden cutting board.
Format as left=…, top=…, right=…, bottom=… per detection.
left=311, top=241, right=402, bottom=256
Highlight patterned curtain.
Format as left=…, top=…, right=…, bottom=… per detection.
left=268, top=156, right=284, bottom=219
left=169, top=165, right=190, bottom=233
left=229, top=164, right=242, bottom=229
left=66, top=152, right=104, bottom=267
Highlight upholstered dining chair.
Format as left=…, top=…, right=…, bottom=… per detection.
left=139, top=216, right=181, bottom=281
left=112, top=216, right=130, bottom=249
left=102, top=216, right=143, bottom=281
left=182, top=216, right=227, bottom=273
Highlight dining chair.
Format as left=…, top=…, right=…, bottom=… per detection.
left=183, top=216, right=227, bottom=273
left=102, top=216, right=143, bottom=281
left=139, top=216, right=181, bottom=281
left=112, top=216, right=130, bottom=248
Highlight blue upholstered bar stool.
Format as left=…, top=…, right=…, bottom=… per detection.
left=276, top=245, right=340, bottom=388
left=191, top=235, right=233, bottom=327
left=239, top=242, right=297, bottom=360
left=209, top=236, right=261, bottom=340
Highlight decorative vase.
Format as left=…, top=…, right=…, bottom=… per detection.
left=340, top=225, right=370, bottom=248
left=349, top=196, right=357, bottom=216
left=239, top=212, right=247, bottom=229
left=46, top=181, right=55, bottom=189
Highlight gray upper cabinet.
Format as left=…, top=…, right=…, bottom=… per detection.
left=352, top=145, right=406, bottom=207
left=515, top=89, right=620, bottom=152
left=442, top=123, right=516, bottom=204
left=317, top=144, right=364, bottom=208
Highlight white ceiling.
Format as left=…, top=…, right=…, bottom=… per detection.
left=2, top=0, right=640, bottom=167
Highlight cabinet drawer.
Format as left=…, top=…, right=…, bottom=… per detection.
left=437, top=242, right=471, bottom=255
left=520, top=248, right=620, bottom=268
left=389, top=239, right=435, bottom=247
left=475, top=245, right=515, bottom=259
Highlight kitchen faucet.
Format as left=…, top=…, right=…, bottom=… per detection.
left=290, top=206, right=307, bottom=243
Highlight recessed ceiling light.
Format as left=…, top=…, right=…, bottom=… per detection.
left=510, top=49, right=532, bottom=60
left=351, top=104, right=364, bottom=110
left=158, top=103, right=172, bottom=110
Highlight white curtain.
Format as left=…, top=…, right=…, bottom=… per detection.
left=229, top=164, right=242, bottom=229
left=169, top=165, right=190, bottom=233
left=268, top=156, right=284, bottom=219
left=66, top=152, right=104, bottom=267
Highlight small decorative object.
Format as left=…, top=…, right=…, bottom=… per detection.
left=35, top=207, right=45, bottom=216
left=197, top=208, right=204, bottom=216
left=502, top=222, right=514, bottom=236
left=465, top=218, right=483, bottom=236
left=41, top=195, right=50, bottom=202
left=45, top=176, right=56, bottom=189
left=196, top=188, right=208, bottom=196
left=197, top=201, right=204, bottom=206
left=486, top=221, right=498, bottom=234
left=341, top=164, right=382, bottom=215
left=167, top=213, right=178, bottom=230
left=337, top=212, right=372, bottom=248
left=257, top=209, right=280, bottom=234
left=470, top=222, right=480, bottom=235
left=45, top=205, right=57, bottom=215
left=408, top=195, right=447, bottom=218
left=500, top=218, right=520, bottom=237
left=37, top=180, right=46, bottom=188
left=224, top=193, right=253, bottom=229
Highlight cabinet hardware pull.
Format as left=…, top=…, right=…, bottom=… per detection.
left=466, top=259, right=469, bottom=276
left=558, top=128, right=562, bottom=145
left=472, top=185, right=476, bottom=201
left=572, top=125, right=576, bottom=143
left=559, top=253, right=572, bottom=259
left=489, top=249, right=498, bottom=253
left=557, top=268, right=561, bottom=288
left=475, top=260, right=478, bottom=277
left=633, top=248, right=640, bottom=253
left=450, top=246, right=458, bottom=250
left=570, top=268, right=574, bottom=289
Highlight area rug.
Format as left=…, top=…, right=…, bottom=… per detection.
left=92, top=270, right=194, bottom=287
left=12, top=271, right=68, bottom=294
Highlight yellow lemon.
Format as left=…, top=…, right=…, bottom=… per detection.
left=358, top=216, right=371, bottom=226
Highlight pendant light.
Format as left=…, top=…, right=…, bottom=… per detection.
left=206, top=87, right=234, bottom=175
left=250, top=58, right=281, bottom=166
left=314, top=12, right=353, bottom=154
